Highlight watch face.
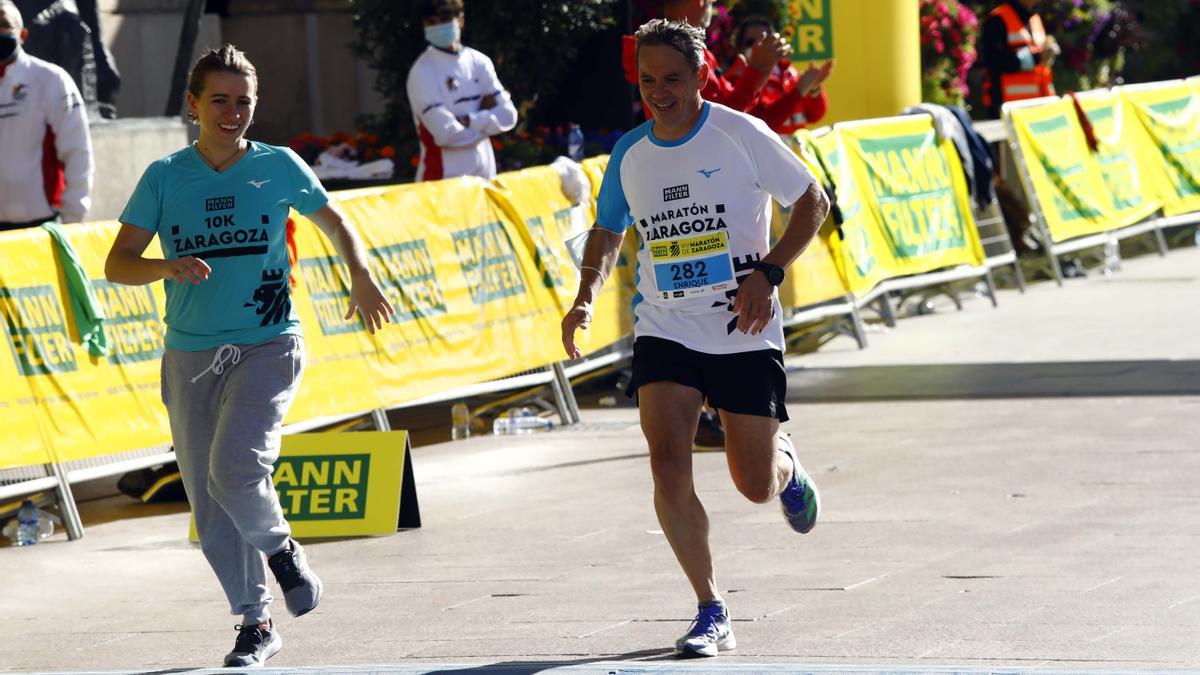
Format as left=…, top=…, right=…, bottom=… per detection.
left=767, top=266, right=784, bottom=286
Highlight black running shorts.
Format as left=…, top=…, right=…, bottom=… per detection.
left=625, top=336, right=789, bottom=421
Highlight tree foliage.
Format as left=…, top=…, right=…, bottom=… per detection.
left=350, top=0, right=618, bottom=158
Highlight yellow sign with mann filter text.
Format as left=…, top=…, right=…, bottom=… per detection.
left=1006, top=98, right=1117, bottom=241
left=490, top=165, right=630, bottom=355
left=774, top=131, right=852, bottom=309
left=837, top=116, right=984, bottom=281
left=286, top=176, right=568, bottom=423
left=190, top=430, right=410, bottom=539
left=0, top=223, right=171, bottom=468
left=815, top=130, right=893, bottom=297
left=1122, top=83, right=1200, bottom=217
left=1074, top=90, right=1163, bottom=227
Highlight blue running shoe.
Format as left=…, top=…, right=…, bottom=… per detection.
left=779, top=433, right=820, bottom=534
left=674, top=601, right=736, bottom=658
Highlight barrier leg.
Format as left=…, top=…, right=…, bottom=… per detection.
left=549, top=362, right=581, bottom=426
left=371, top=408, right=392, bottom=432
left=875, top=293, right=897, bottom=327
left=1011, top=257, right=1027, bottom=293
left=48, top=462, right=84, bottom=540
left=848, top=300, right=869, bottom=349
left=1153, top=222, right=1169, bottom=256
left=983, top=268, right=999, bottom=308
left=1045, top=246, right=1064, bottom=286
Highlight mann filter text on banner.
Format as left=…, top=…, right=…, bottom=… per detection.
left=1123, top=83, right=1200, bottom=217
left=1006, top=97, right=1116, bottom=242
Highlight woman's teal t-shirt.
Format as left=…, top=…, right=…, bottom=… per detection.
left=120, top=141, right=329, bottom=351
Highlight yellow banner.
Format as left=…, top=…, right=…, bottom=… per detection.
left=1122, top=83, right=1200, bottom=217
left=1007, top=98, right=1117, bottom=241
left=489, top=165, right=630, bottom=354
left=287, top=176, right=568, bottom=423
left=778, top=133, right=853, bottom=309
left=823, top=117, right=984, bottom=295
left=191, top=430, right=412, bottom=539
left=813, top=130, right=893, bottom=296
left=1074, top=90, right=1163, bottom=227
left=0, top=225, right=170, bottom=468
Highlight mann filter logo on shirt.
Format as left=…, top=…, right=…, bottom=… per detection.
left=452, top=221, right=527, bottom=305
left=0, top=286, right=77, bottom=376
left=205, top=196, right=235, bottom=212
left=371, top=240, right=449, bottom=323
left=92, top=279, right=164, bottom=364
left=663, top=184, right=690, bottom=202
left=274, top=454, right=370, bottom=521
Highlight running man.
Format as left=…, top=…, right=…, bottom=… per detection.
left=561, top=19, right=829, bottom=658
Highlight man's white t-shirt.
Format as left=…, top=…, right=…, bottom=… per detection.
left=596, top=102, right=815, bottom=355
left=405, top=45, right=517, bottom=182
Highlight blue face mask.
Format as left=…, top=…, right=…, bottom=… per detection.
left=424, top=20, right=460, bottom=49
left=0, top=33, right=18, bottom=62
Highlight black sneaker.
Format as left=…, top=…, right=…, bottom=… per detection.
left=267, top=538, right=323, bottom=617
left=693, top=410, right=725, bottom=452
left=223, top=620, right=281, bottom=668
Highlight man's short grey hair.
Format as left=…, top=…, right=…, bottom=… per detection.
left=0, top=1, right=23, bottom=31
left=634, top=19, right=706, bottom=72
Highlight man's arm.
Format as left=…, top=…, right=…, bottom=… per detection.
left=733, top=183, right=829, bottom=335
left=48, top=72, right=93, bottom=224
left=561, top=227, right=624, bottom=359
left=406, top=67, right=484, bottom=148
left=465, top=56, right=517, bottom=136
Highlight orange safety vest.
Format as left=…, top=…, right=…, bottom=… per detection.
left=984, top=3, right=1055, bottom=105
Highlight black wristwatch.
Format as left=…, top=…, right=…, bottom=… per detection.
left=752, top=261, right=785, bottom=286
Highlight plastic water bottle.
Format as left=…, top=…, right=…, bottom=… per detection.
left=15, top=500, right=39, bottom=546
left=567, top=124, right=584, bottom=162
left=493, top=407, right=555, bottom=435
left=451, top=401, right=471, bottom=441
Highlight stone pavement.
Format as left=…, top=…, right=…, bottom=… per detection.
left=3, top=246, right=1200, bottom=674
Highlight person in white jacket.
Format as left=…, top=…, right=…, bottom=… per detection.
left=405, top=0, right=517, bottom=182
left=0, top=1, right=92, bottom=229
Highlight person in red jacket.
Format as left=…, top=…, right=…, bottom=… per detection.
left=726, top=15, right=833, bottom=134
left=621, top=0, right=790, bottom=117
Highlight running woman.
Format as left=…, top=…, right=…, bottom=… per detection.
left=105, top=44, right=394, bottom=667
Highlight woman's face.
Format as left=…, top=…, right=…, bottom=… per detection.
left=188, top=71, right=257, bottom=146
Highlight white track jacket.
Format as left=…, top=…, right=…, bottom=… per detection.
left=0, top=50, right=92, bottom=224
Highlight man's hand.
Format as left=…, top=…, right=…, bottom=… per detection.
left=797, top=60, right=834, bottom=96
left=561, top=302, right=593, bottom=360
left=346, top=270, right=396, bottom=334
left=1039, top=36, right=1060, bottom=65
left=732, top=270, right=776, bottom=335
left=747, top=32, right=792, bottom=76
left=165, top=256, right=211, bottom=285
left=480, top=94, right=497, bottom=110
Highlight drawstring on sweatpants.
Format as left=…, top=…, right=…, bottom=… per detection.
left=191, top=344, right=242, bottom=383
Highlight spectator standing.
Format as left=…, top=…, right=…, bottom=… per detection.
left=0, top=0, right=92, bottom=229
left=406, top=0, right=517, bottom=181
left=622, top=0, right=791, bottom=116
left=726, top=15, right=834, bottom=134
left=105, top=44, right=394, bottom=668
left=980, top=0, right=1058, bottom=119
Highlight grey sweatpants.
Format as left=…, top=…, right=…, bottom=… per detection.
left=161, top=334, right=305, bottom=624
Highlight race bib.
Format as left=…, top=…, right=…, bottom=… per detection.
left=649, top=231, right=735, bottom=301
